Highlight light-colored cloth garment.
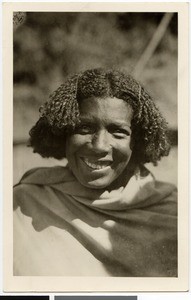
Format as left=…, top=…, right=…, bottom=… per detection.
left=14, top=166, right=177, bottom=277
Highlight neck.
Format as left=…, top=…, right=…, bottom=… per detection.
left=106, top=163, right=138, bottom=192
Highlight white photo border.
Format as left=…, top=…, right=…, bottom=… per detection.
left=3, top=1, right=189, bottom=292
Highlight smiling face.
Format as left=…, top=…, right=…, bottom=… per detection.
left=65, top=96, right=133, bottom=189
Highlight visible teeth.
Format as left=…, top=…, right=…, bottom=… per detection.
left=82, top=158, right=111, bottom=170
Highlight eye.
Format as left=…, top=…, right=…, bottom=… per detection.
left=112, top=129, right=131, bottom=139
left=75, top=124, right=93, bottom=135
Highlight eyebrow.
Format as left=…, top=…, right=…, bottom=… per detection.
left=79, top=117, right=132, bottom=129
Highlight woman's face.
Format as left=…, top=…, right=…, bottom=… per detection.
left=65, top=96, right=133, bottom=189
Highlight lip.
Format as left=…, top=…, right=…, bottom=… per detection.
left=80, top=157, right=113, bottom=171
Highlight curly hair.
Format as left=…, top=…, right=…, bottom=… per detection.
left=29, top=68, right=170, bottom=165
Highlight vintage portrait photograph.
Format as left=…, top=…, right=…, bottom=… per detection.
left=3, top=2, right=189, bottom=293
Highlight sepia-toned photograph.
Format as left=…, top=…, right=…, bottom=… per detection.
left=3, top=2, right=189, bottom=293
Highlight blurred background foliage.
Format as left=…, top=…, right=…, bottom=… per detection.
left=13, top=12, right=178, bottom=184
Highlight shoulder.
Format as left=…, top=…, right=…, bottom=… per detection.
left=13, top=165, right=73, bottom=213
left=13, top=166, right=70, bottom=229
left=13, top=180, right=47, bottom=213
left=13, top=181, right=55, bottom=233
left=15, top=165, right=73, bottom=186
left=146, top=180, right=177, bottom=216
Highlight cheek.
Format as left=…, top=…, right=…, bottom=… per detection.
left=66, top=135, right=86, bottom=155
left=113, top=140, right=132, bottom=162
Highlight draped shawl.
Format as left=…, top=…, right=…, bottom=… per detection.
left=13, top=166, right=177, bottom=277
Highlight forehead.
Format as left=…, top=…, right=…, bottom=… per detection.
left=79, top=96, right=133, bottom=124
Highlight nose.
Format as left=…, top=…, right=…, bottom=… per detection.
left=91, top=130, right=111, bottom=153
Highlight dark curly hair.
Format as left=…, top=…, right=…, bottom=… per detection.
left=29, top=68, right=170, bottom=165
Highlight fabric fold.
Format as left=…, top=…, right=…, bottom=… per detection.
left=14, top=165, right=177, bottom=277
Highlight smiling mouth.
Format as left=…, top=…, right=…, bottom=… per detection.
left=81, top=158, right=112, bottom=170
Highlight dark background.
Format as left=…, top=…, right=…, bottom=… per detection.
left=13, top=12, right=177, bottom=185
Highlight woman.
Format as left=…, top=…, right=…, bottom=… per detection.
left=14, top=68, right=177, bottom=277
